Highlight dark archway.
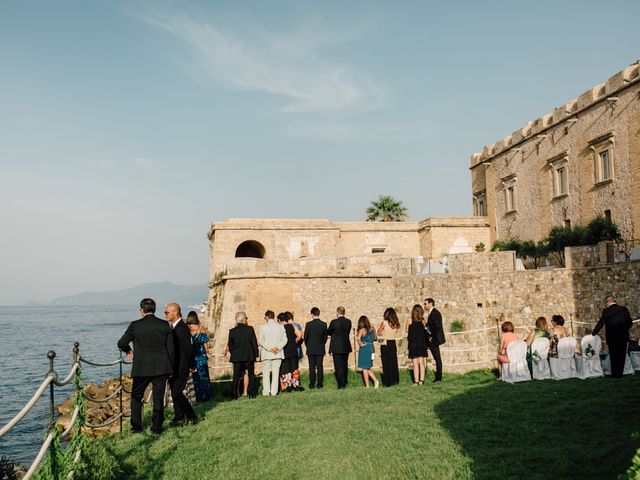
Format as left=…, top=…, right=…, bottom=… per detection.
left=235, top=240, right=266, bottom=259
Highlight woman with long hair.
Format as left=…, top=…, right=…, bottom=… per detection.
left=185, top=311, right=212, bottom=402
left=357, top=316, right=380, bottom=388
left=407, top=304, right=428, bottom=385
left=377, top=307, right=401, bottom=387
left=278, top=312, right=303, bottom=392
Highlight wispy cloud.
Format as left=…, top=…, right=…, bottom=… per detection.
left=137, top=10, right=386, bottom=114
left=132, top=157, right=155, bottom=168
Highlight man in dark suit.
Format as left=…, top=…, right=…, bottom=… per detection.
left=425, top=298, right=445, bottom=382
left=117, top=298, right=174, bottom=434
left=327, top=306, right=352, bottom=389
left=165, top=302, right=197, bottom=426
left=304, top=307, right=328, bottom=389
left=224, top=311, right=259, bottom=399
left=592, top=295, right=633, bottom=378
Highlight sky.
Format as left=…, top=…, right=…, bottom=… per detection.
left=1, top=0, right=639, bottom=305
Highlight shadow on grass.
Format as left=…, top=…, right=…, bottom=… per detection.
left=434, top=373, right=640, bottom=480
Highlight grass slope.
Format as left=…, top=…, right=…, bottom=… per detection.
left=78, top=370, right=640, bottom=480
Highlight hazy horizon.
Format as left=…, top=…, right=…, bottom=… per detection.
left=1, top=1, right=639, bottom=304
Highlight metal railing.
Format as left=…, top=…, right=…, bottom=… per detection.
left=0, top=342, right=135, bottom=479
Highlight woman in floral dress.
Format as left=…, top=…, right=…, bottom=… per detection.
left=186, top=311, right=212, bottom=402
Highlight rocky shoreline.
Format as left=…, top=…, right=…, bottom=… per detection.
left=57, top=375, right=134, bottom=436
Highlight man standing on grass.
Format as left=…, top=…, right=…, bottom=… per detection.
left=304, top=307, right=328, bottom=389
left=424, top=298, right=445, bottom=383
left=328, top=306, right=352, bottom=389
left=224, top=311, right=259, bottom=399
left=117, top=298, right=174, bottom=434
left=592, top=295, right=633, bottom=378
left=258, top=310, right=288, bottom=396
left=166, top=303, right=198, bottom=426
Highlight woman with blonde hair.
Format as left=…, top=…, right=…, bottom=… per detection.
left=407, top=304, right=429, bottom=385
left=377, top=307, right=401, bottom=387
left=525, top=316, right=550, bottom=372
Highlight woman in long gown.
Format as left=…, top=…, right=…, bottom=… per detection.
left=377, top=307, right=401, bottom=387
left=186, top=311, right=212, bottom=402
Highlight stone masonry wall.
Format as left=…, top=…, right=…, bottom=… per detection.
left=205, top=258, right=640, bottom=376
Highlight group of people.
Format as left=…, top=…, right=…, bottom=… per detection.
left=223, top=298, right=447, bottom=398
left=117, top=298, right=212, bottom=434
left=497, top=295, right=634, bottom=378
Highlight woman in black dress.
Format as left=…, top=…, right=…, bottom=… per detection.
left=407, top=304, right=429, bottom=385
left=278, top=312, right=303, bottom=391
left=377, top=307, right=401, bottom=387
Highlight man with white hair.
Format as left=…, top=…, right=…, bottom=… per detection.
left=225, top=311, right=259, bottom=399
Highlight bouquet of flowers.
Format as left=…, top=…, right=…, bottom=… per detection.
left=280, top=370, right=301, bottom=392
left=531, top=350, right=541, bottom=365
left=584, top=343, right=596, bottom=358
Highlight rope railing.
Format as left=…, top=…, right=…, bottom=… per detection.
left=0, top=341, right=138, bottom=479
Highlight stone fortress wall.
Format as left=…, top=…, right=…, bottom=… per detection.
left=470, top=61, right=640, bottom=244
left=205, top=242, right=640, bottom=374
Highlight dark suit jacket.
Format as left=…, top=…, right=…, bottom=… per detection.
left=117, top=314, right=174, bottom=377
left=172, top=319, right=195, bottom=377
left=328, top=316, right=352, bottom=354
left=227, top=324, right=259, bottom=362
left=592, top=303, right=633, bottom=343
left=426, top=308, right=446, bottom=346
left=304, top=318, right=328, bottom=356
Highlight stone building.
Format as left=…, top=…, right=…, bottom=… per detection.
left=470, top=61, right=640, bottom=245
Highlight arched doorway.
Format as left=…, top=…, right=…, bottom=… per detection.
left=235, top=240, right=266, bottom=259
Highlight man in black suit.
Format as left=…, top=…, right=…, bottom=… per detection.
left=117, top=298, right=174, bottom=434
left=165, top=302, right=197, bottom=426
left=327, top=306, right=352, bottom=389
left=424, top=298, right=445, bottom=382
left=304, top=307, right=328, bottom=389
left=224, top=311, right=259, bottom=399
left=592, top=295, right=633, bottom=378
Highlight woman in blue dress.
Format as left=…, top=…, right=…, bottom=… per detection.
left=357, top=316, right=380, bottom=388
left=186, top=311, right=212, bottom=402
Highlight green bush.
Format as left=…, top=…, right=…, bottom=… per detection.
left=585, top=216, right=622, bottom=244
left=451, top=320, right=465, bottom=332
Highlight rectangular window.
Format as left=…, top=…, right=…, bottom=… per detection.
left=589, top=133, right=615, bottom=184
left=564, top=219, right=571, bottom=228
left=556, top=166, right=567, bottom=196
left=506, top=186, right=516, bottom=212
left=600, top=150, right=611, bottom=181
left=604, top=209, right=612, bottom=222
left=477, top=198, right=486, bottom=216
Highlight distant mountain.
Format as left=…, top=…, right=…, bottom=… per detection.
left=50, top=282, right=208, bottom=307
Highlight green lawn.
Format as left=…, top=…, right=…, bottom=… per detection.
left=77, top=370, right=640, bottom=480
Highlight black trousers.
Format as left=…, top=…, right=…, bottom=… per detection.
left=333, top=353, right=349, bottom=388
left=429, top=342, right=443, bottom=380
left=609, top=341, right=627, bottom=378
left=308, top=355, right=324, bottom=387
left=169, top=372, right=196, bottom=422
left=380, top=340, right=399, bottom=386
left=279, top=356, right=299, bottom=377
left=232, top=361, right=255, bottom=399
left=130, top=374, right=170, bottom=432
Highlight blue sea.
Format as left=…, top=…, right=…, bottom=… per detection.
left=0, top=305, right=151, bottom=467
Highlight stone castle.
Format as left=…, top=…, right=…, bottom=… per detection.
left=203, top=62, right=640, bottom=373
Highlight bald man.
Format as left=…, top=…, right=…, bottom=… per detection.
left=166, top=303, right=197, bottom=426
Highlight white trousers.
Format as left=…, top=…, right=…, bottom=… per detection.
left=261, top=358, right=282, bottom=396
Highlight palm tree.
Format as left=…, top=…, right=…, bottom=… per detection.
left=366, top=195, right=409, bottom=222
